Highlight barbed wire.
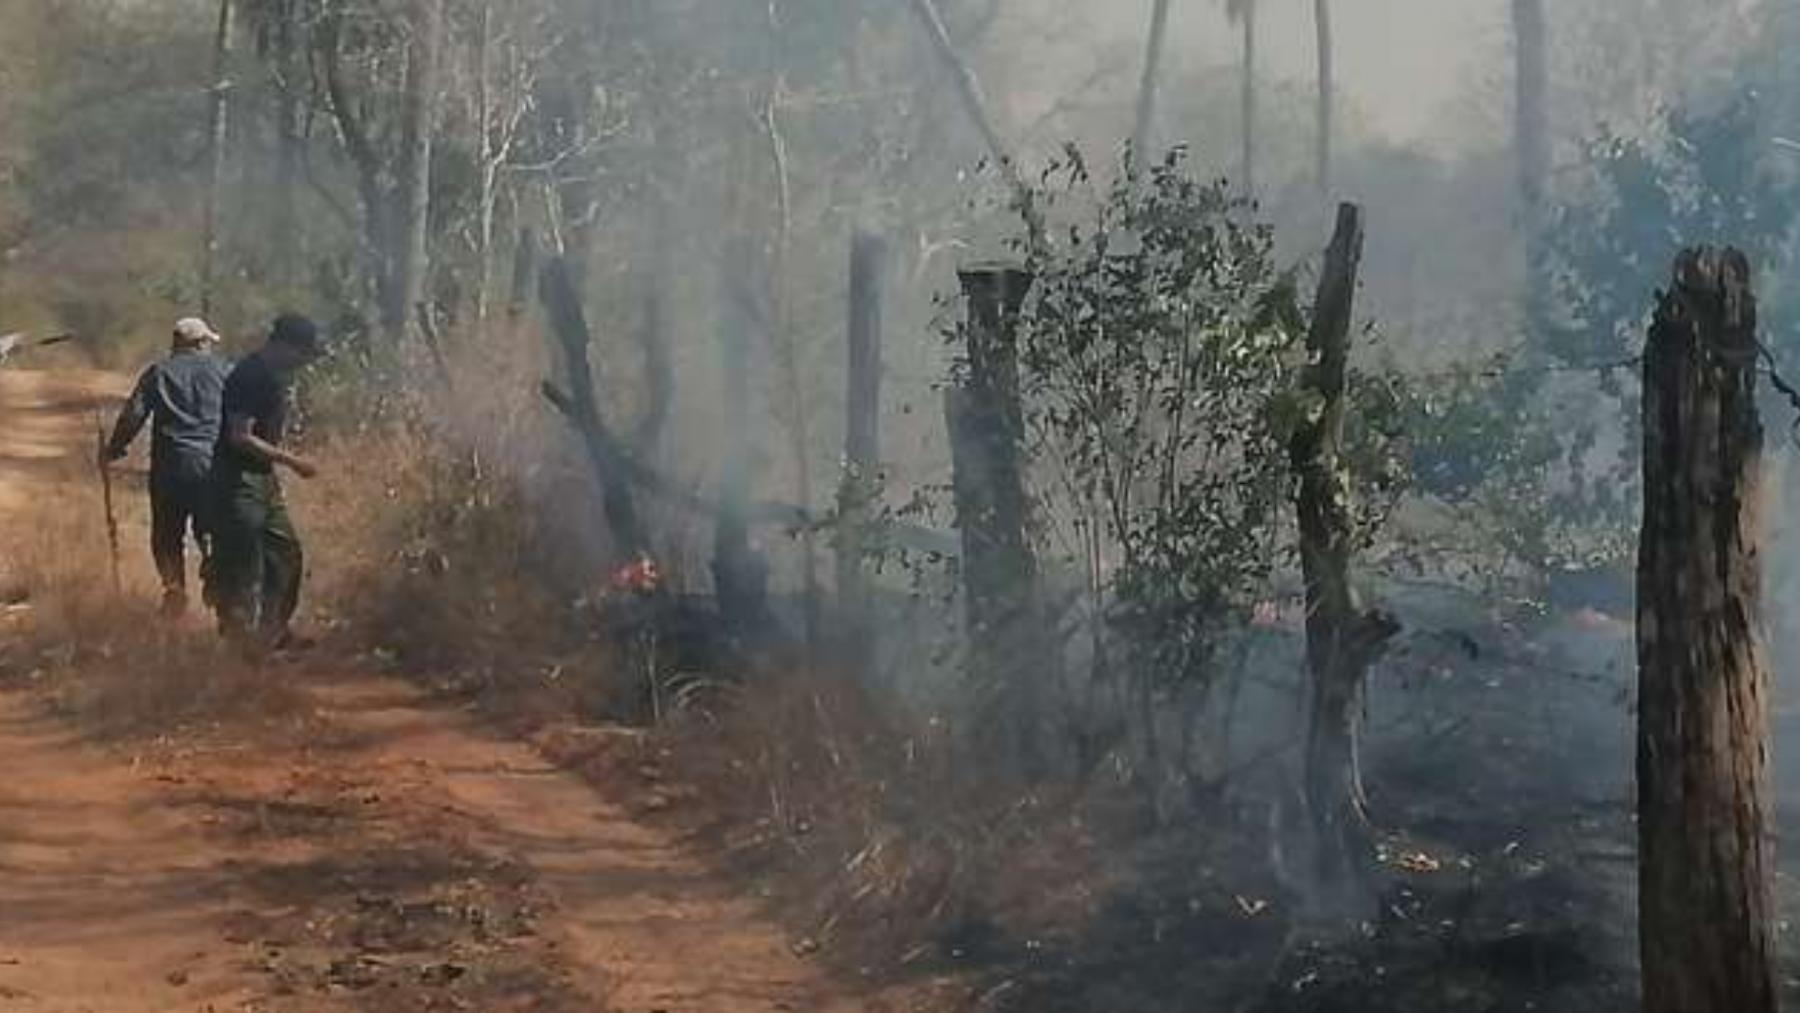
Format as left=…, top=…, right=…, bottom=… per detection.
left=1757, top=342, right=1800, bottom=441
left=1396, top=345, right=1800, bottom=445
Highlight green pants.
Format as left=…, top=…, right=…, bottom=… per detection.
left=211, top=470, right=303, bottom=646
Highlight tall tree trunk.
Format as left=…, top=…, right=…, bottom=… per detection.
left=390, top=0, right=442, bottom=345
left=539, top=256, right=646, bottom=562
left=474, top=0, right=497, bottom=323
left=317, top=4, right=394, bottom=317
left=837, top=230, right=887, bottom=679
left=761, top=24, right=820, bottom=659
left=200, top=0, right=235, bottom=317
left=1314, top=0, right=1333, bottom=195
left=1290, top=203, right=1397, bottom=916
left=1637, top=247, right=1776, bottom=1013
left=1511, top=0, right=1548, bottom=213
left=1237, top=0, right=1258, bottom=191
left=945, top=265, right=1047, bottom=780
left=270, top=0, right=302, bottom=283
left=1512, top=0, right=1549, bottom=334
left=1132, top=0, right=1177, bottom=173
left=714, top=238, right=771, bottom=640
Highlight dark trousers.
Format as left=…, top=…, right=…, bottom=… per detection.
left=212, top=469, right=303, bottom=645
left=149, top=464, right=212, bottom=595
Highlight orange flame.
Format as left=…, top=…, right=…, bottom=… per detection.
left=610, top=555, right=661, bottom=595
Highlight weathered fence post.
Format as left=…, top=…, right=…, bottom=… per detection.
left=836, top=230, right=887, bottom=678
left=1637, top=248, right=1776, bottom=1013
left=1290, top=202, right=1396, bottom=916
left=945, top=263, right=1046, bottom=778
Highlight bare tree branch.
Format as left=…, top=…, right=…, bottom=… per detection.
left=905, top=0, right=1044, bottom=253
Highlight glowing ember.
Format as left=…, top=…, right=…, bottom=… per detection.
left=610, top=555, right=661, bottom=595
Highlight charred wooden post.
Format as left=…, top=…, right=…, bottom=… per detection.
left=945, top=263, right=1047, bottom=778
left=1289, top=203, right=1396, bottom=916
left=836, top=231, right=887, bottom=678
left=713, top=238, right=772, bottom=638
left=538, top=255, right=647, bottom=562
left=1637, top=248, right=1776, bottom=1013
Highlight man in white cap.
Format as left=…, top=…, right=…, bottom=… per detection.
left=102, top=317, right=231, bottom=617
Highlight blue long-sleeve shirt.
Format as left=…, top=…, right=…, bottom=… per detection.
left=107, top=349, right=230, bottom=479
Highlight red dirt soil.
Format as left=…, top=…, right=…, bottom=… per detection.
left=0, top=368, right=946, bottom=1012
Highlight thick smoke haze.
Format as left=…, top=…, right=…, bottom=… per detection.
left=1038, top=0, right=1497, bottom=150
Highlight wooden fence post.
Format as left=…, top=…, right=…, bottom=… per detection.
left=945, top=263, right=1046, bottom=777
left=1637, top=247, right=1776, bottom=1013
left=837, top=230, right=887, bottom=678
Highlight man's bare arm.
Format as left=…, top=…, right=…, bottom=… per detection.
left=226, top=414, right=317, bottom=478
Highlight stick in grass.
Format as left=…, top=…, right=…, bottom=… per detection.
left=94, top=408, right=122, bottom=595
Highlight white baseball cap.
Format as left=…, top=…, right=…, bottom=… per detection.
left=172, top=317, right=220, bottom=346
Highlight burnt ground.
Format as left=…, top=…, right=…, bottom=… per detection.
left=979, top=594, right=1800, bottom=1013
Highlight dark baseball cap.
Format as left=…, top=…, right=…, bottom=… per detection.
left=269, top=313, right=323, bottom=358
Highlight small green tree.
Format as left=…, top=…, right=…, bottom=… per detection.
left=1004, top=148, right=1308, bottom=794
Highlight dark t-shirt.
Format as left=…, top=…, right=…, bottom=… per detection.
left=216, top=352, right=289, bottom=476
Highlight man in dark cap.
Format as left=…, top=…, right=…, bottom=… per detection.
left=102, top=317, right=229, bottom=617
left=210, top=313, right=323, bottom=652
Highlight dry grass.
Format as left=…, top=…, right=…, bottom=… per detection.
left=636, top=667, right=1114, bottom=977
left=0, top=337, right=1126, bottom=989
left=289, top=340, right=1123, bottom=980
left=286, top=333, right=622, bottom=730
left=0, top=457, right=306, bottom=738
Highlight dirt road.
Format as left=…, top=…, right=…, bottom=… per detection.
left=0, top=369, right=917, bottom=1012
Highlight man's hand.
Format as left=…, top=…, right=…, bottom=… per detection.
left=97, top=444, right=124, bottom=467
left=286, top=456, right=319, bottom=480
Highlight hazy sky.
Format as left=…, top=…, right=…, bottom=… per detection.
left=1089, top=0, right=1506, bottom=149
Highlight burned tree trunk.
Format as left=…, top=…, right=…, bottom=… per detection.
left=713, top=238, right=772, bottom=639
left=946, top=264, right=1047, bottom=778
left=836, top=231, right=887, bottom=677
left=633, top=221, right=674, bottom=456
left=1637, top=248, right=1776, bottom=1013
left=1289, top=203, right=1396, bottom=915
left=538, top=256, right=646, bottom=562
left=508, top=226, right=537, bottom=321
